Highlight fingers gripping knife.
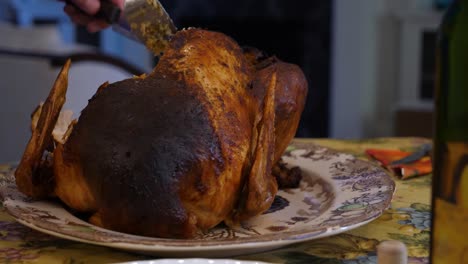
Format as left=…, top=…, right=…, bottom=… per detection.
left=67, top=0, right=177, bottom=56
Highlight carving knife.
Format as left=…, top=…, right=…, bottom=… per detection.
left=66, top=0, right=177, bottom=55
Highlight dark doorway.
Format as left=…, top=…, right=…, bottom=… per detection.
left=162, top=0, right=332, bottom=138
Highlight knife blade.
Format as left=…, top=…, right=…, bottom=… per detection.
left=66, top=0, right=177, bottom=55
left=114, top=0, right=177, bottom=55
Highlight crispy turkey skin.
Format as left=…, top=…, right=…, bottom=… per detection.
left=15, top=28, right=308, bottom=238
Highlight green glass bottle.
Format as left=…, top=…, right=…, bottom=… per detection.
left=431, top=0, right=468, bottom=262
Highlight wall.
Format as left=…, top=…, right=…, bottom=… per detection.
left=0, top=0, right=154, bottom=163
left=100, top=29, right=154, bottom=73
left=0, top=23, right=133, bottom=163
left=330, top=0, right=437, bottom=139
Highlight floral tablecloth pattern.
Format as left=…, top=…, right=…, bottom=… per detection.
left=0, top=137, right=431, bottom=264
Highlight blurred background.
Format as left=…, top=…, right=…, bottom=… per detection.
left=0, top=0, right=453, bottom=162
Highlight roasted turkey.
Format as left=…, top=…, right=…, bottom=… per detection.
left=14, top=28, right=307, bottom=238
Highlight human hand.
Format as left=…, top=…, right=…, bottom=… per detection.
left=62, top=0, right=125, bottom=33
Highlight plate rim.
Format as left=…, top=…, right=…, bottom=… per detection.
left=10, top=212, right=378, bottom=252
left=1, top=142, right=395, bottom=252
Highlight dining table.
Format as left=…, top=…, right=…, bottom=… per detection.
left=0, top=137, right=432, bottom=264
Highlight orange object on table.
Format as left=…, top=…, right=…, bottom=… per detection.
left=366, top=148, right=432, bottom=179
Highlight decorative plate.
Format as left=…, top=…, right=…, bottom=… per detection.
left=116, top=259, right=271, bottom=264
left=0, top=142, right=395, bottom=257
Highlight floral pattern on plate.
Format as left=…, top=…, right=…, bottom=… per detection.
left=0, top=142, right=395, bottom=257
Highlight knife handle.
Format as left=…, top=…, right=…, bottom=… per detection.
left=65, top=0, right=121, bottom=24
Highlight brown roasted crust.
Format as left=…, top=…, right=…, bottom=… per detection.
left=96, top=81, right=109, bottom=94
left=271, top=62, right=308, bottom=164
left=273, top=159, right=303, bottom=189
left=15, top=29, right=308, bottom=239
left=230, top=71, right=278, bottom=222
left=53, top=143, right=96, bottom=212
left=243, top=47, right=308, bottom=164
left=60, top=29, right=257, bottom=238
left=14, top=59, right=71, bottom=198
left=30, top=104, right=42, bottom=132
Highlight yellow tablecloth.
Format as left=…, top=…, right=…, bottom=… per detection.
left=0, top=138, right=431, bottom=263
